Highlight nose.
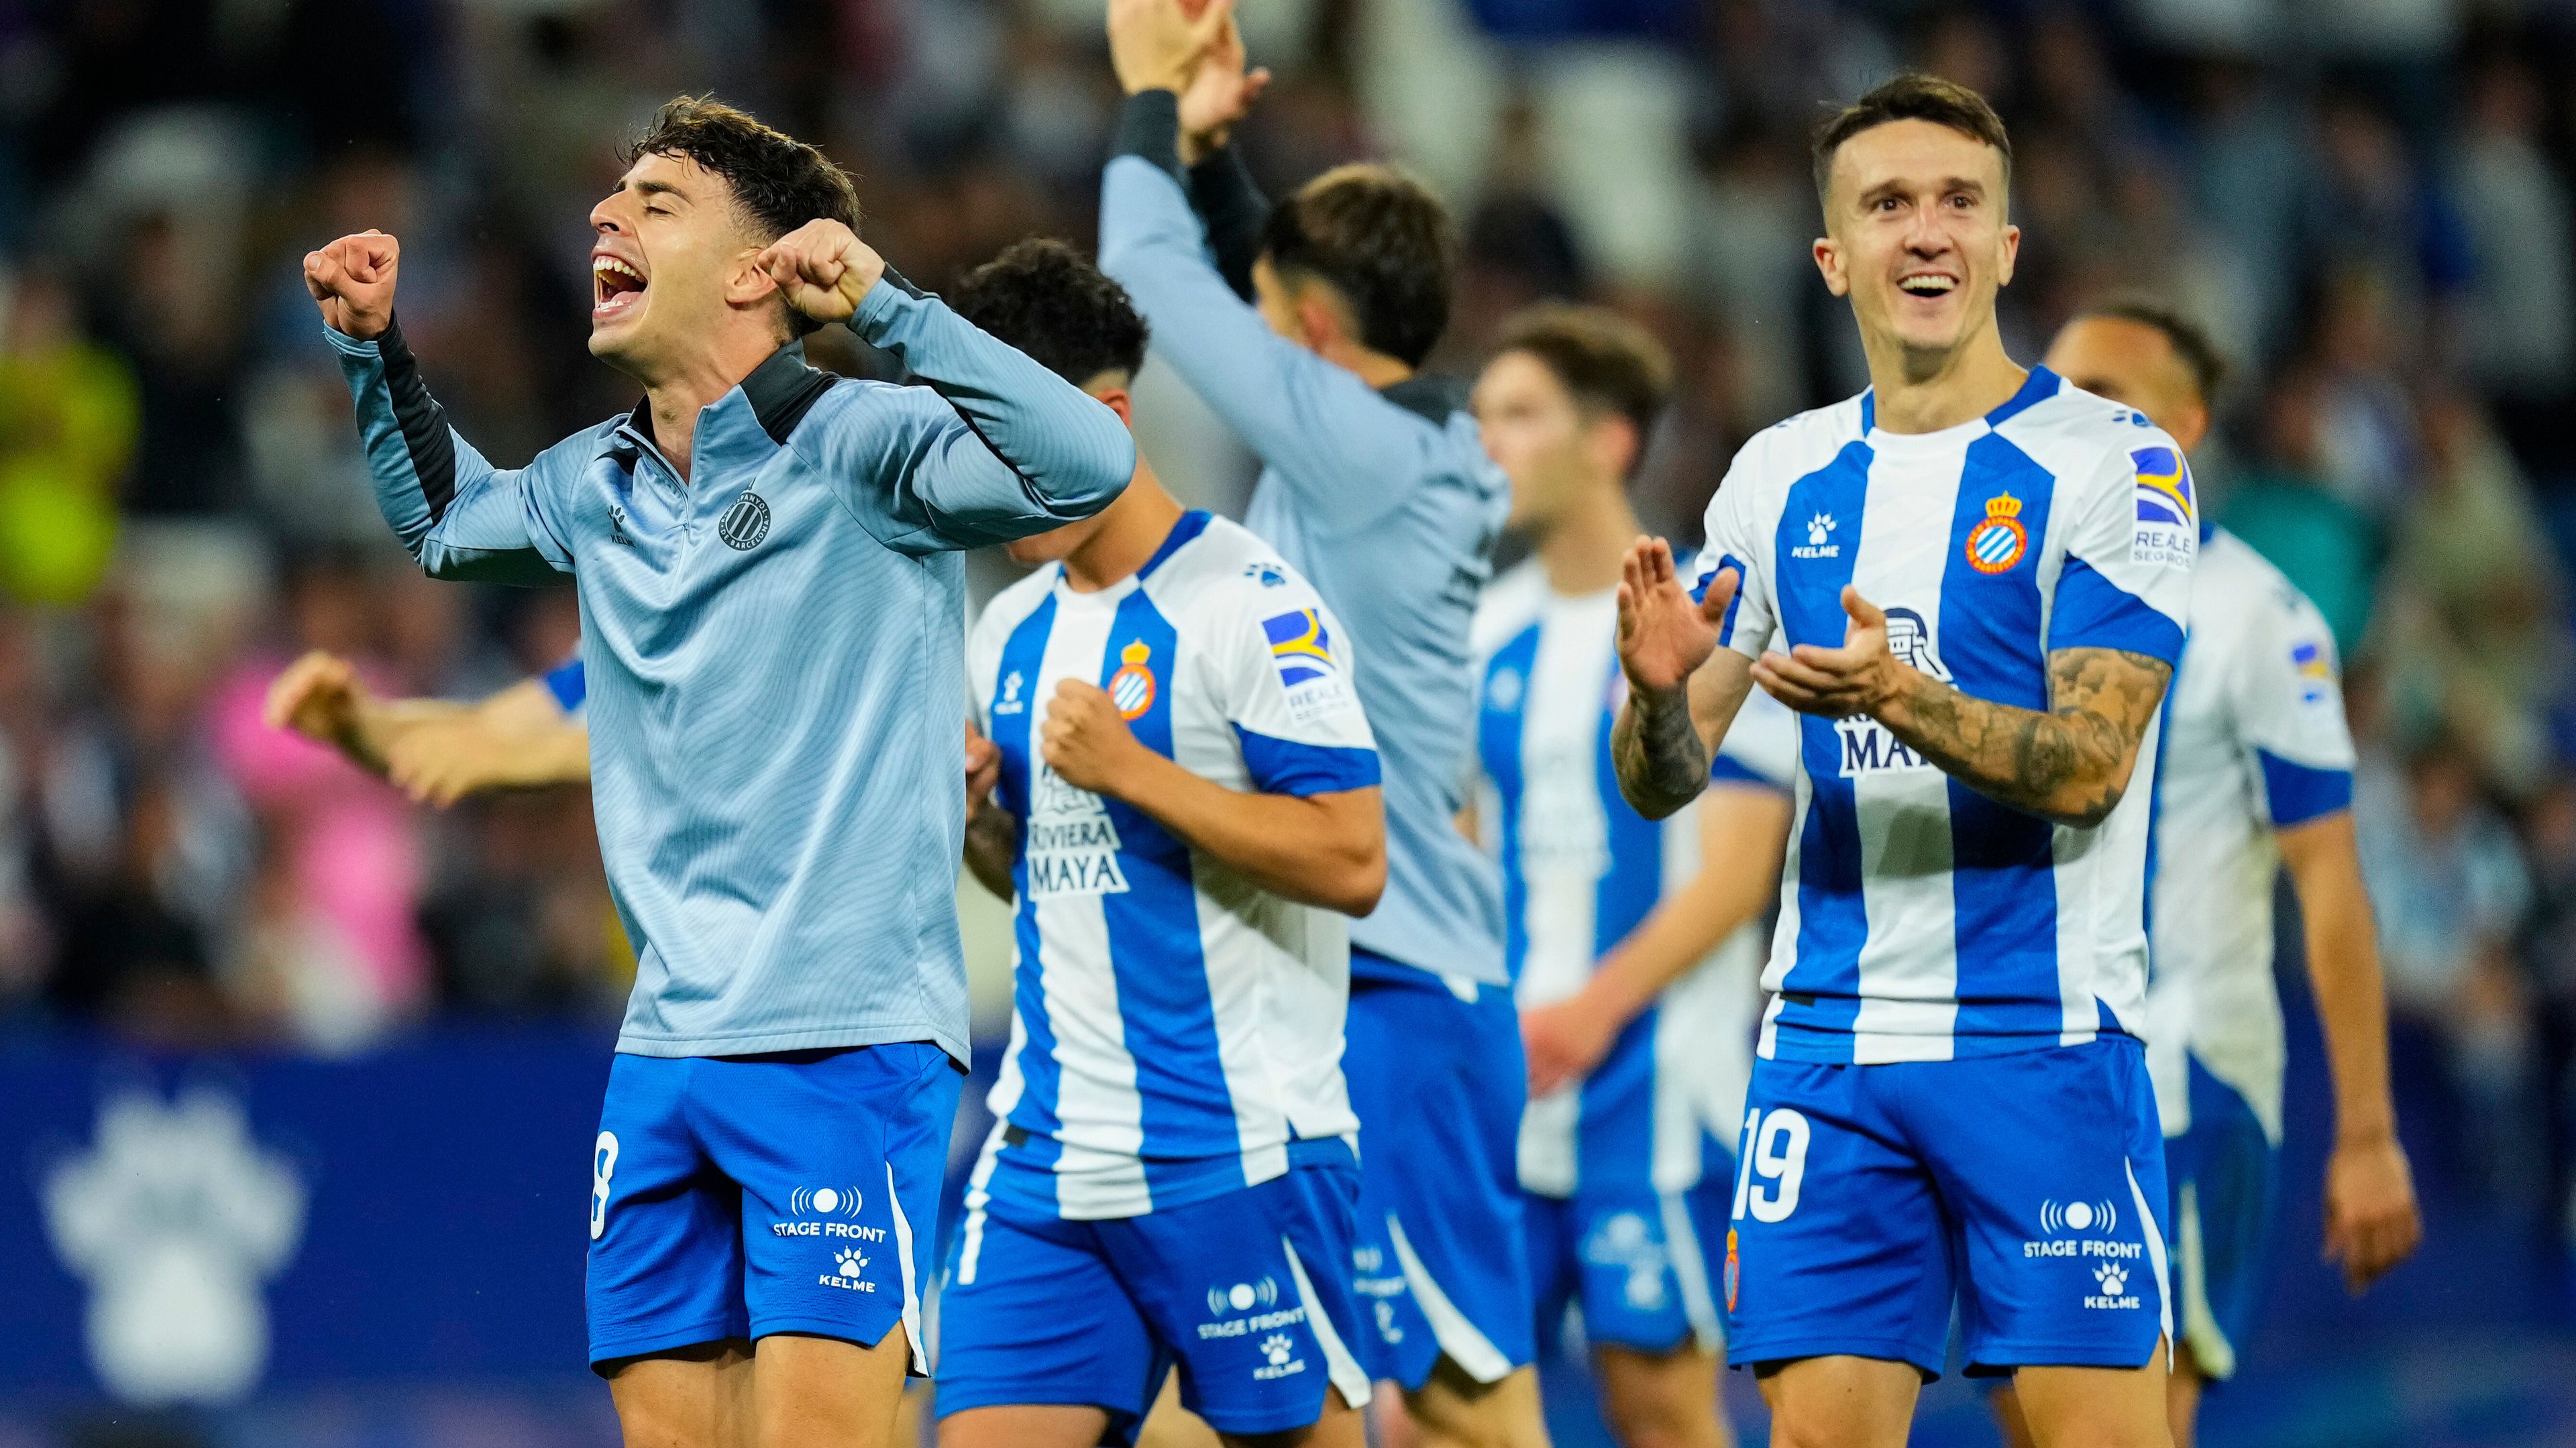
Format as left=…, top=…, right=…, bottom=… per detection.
left=590, top=193, right=625, bottom=236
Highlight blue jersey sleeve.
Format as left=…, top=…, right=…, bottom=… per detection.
left=327, top=319, right=576, bottom=584
left=541, top=656, right=586, bottom=716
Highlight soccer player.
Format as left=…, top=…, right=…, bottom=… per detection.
left=1976, top=300, right=2421, bottom=1448
left=304, top=98, right=1134, bottom=1446
left=1466, top=305, right=1796, bottom=1448
left=933, top=239, right=1381, bottom=1448
left=1611, top=76, right=2196, bottom=1447
left=264, top=649, right=590, bottom=805
left=1095, top=5, right=1533, bottom=1445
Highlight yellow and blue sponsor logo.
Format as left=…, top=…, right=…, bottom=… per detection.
left=2292, top=638, right=2334, bottom=705
left=2132, top=446, right=2196, bottom=528
left=1260, top=608, right=1338, bottom=688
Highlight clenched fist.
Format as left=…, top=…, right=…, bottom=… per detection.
left=305, top=230, right=400, bottom=340
left=1040, top=679, right=1151, bottom=797
left=265, top=649, right=375, bottom=748
left=755, top=220, right=887, bottom=326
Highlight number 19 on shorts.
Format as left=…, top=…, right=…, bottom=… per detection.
left=1731, top=1108, right=1809, bottom=1223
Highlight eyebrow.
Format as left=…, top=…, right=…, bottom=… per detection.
left=629, top=178, right=689, bottom=203
left=1856, top=175, right=1988, bottom=207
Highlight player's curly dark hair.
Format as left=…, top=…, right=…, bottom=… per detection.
left=1811, top=73, right=2014, bottom=205
left=1260, top=164, right=1456, bottom=368
left=1493, top=303, right=1673, bottom=476
left=947, top=238, right=1150, bottom=388
left=625, top=95, right=860, bottom=336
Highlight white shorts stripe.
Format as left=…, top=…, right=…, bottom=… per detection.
left=887, top=1161, right=925, bottom=1374
left=1658, top=1192, right=1724, bottom=1351
left=2124, top=1155, right=2175, bottom=1361
left=1283, top=1235, right=1372, bottom=1410
left=1385, top=1213, right=1514, bottom=1384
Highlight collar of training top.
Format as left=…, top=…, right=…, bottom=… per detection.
left=1379, top=372, right=1471, bottom=426
left=602, top=341, right=837, bottom=461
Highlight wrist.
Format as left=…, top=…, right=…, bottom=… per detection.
left=2334, top=1115, right=2398, bottom=1150
left=1866, top=662, right=1930, bottom=727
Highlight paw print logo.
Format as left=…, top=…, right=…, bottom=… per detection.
left=2094, top=1262, right=2127, bottom=1296
left=835, top=1248, right=868, bottom=1278
left=1807, top=512, right=1836, bottom=547
left=1260, top=1334, right=1295, bottom=1368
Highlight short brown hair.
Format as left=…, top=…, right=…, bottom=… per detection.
left=949, top=238, right=1150, bottom=387
left=1260, top=164, right=1456, bottom=368
left=625, top=95, right=861, bottom=336
left=2071, top=296, right=2230, bottom=404
left=1811, top=73, right=2013, bottom=205
left=1494, top=304, right=1672, bottom=474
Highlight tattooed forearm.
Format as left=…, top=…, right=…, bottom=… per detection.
left=1875, top=647, right=2171, bottom=827
left=964, top=801, right=1020, bottom=903
left=1614, top=684, right=1711, bottom=821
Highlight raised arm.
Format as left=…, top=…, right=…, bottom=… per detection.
left=307, top=232, right=573, bottom=584
left=265, top=650, right=590, bottom=806
left=1095, top=95, right=1430, bottom=531
left=757, top=221, right=1135, bottom=551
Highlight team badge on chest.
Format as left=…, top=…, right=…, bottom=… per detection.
left=1964, top=491, right=2027, bottom=574
left=1108, top=640, right=1157, bottom=720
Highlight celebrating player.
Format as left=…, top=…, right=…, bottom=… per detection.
left=1976, top=300, right=2421, bottom=1448
left=305, top=97, right=1134, bottom=1447
left=1466, top=305, right=1796, bottom=1448
left=1096, top=5, right=1535, bottom=1445
left=934, top=239, right=1381, bottom=1448
left=1611, top=76, right=2195, bottom=1446
left=264, top=649, right=590, bottom=805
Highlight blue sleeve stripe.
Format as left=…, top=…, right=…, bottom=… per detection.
left=1709, top=755, right=1787, bottom=791
left=1233, top=726, right=1381, bottom=797
left=2050, top=556, right=2184, bottom=665
left=1693, top=553, right=1748, bottom=647
left=541, top=658, right=585, bottom=715
left=2258, top=750, right=2353, bottom=827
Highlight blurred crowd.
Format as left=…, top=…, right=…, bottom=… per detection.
left=7, top=0, right=2576, bottom=1235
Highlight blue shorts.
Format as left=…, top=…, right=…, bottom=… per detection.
left=585, top=1043, right=963, bottom=1372
left=2165, top=1054, right=2277, bottom=1382
left=933, top=1162, right=1372, bottom=1441
left=1525, top=1147, right=1733, bottom=1356
left=1724, top=1038, right=2171, bottom=1378
left=1346, top=956, right=1537, bottom=1389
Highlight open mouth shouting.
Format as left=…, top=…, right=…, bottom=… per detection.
left=593, top=252, right=648, bottom=323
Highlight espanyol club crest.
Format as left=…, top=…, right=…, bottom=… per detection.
left=1964, top=491, right=2027, bottom=574
left=1109, top=641, right=1157, bottom=720
left=717, top=490, right=771, bottom=551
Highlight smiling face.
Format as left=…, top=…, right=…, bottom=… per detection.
left=587, top=151, right=774, bottom=376
left=1814, top=118, right=2019, bottom=376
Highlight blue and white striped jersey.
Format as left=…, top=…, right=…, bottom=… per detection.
left=2143, top=526, right=2355, bottom=1142
left=965, top=512, right=1379, bottom=1221
left=1694, top=368, right=2196, bottom=1065
left=327, top=275, right=1134, bottom=1064
left=1468, top=563, right=1797, bottom=1196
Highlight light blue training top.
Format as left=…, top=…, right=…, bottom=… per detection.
left=327, top=273, right=1136, bottom=1062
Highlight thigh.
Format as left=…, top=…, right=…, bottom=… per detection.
left=1112, top=1164, right=1373, bottom=1439
left=1907, top=1041, right=2172, bottom=1376
left=2010, top=1359, right=2172, bottom=1448
left=1723, top=1058, right=1953, bottom=1378
left=1345, top=977, right=1534, bottom=1392
left=1593, top=1342, right=1724, bottom=1448
left=934, top=1200, right=1161, bottom=1440
left=591, top=1055, right=750, bottom=1372
left=1756, top=1355, right=1918, bottom=1448
left=2167, top=1056, right=2278, bottom=1383
left=606, top=1338, right=755, bottom=1448
left=694, top=1044, right=963, bottom=1370
left=750, top=1331, right=914, bottom=1448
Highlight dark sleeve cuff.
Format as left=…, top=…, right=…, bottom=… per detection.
left=1189, top=146, right=1269, bottom=301
left=1112, top=89, right=1187, bottom=186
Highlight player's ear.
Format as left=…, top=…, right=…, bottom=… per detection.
left=1293, top=286, right=1342, bottom=353
left=1995, top=223, right=2021, bottom=287
left=1088, top=387, right=1135, bottom=427
left=726, top=246, right=782, bottom=309
left=1812, top=235, right=1849, bottom=298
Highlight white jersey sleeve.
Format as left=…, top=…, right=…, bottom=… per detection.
left=2045, top=432, right=2195, bottom=666
left=2233, top=582, right=2358, bottom=826
left=1212, top=579, right=1381, bottom=797
left=1694, top=448, right=1779, bottom=661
